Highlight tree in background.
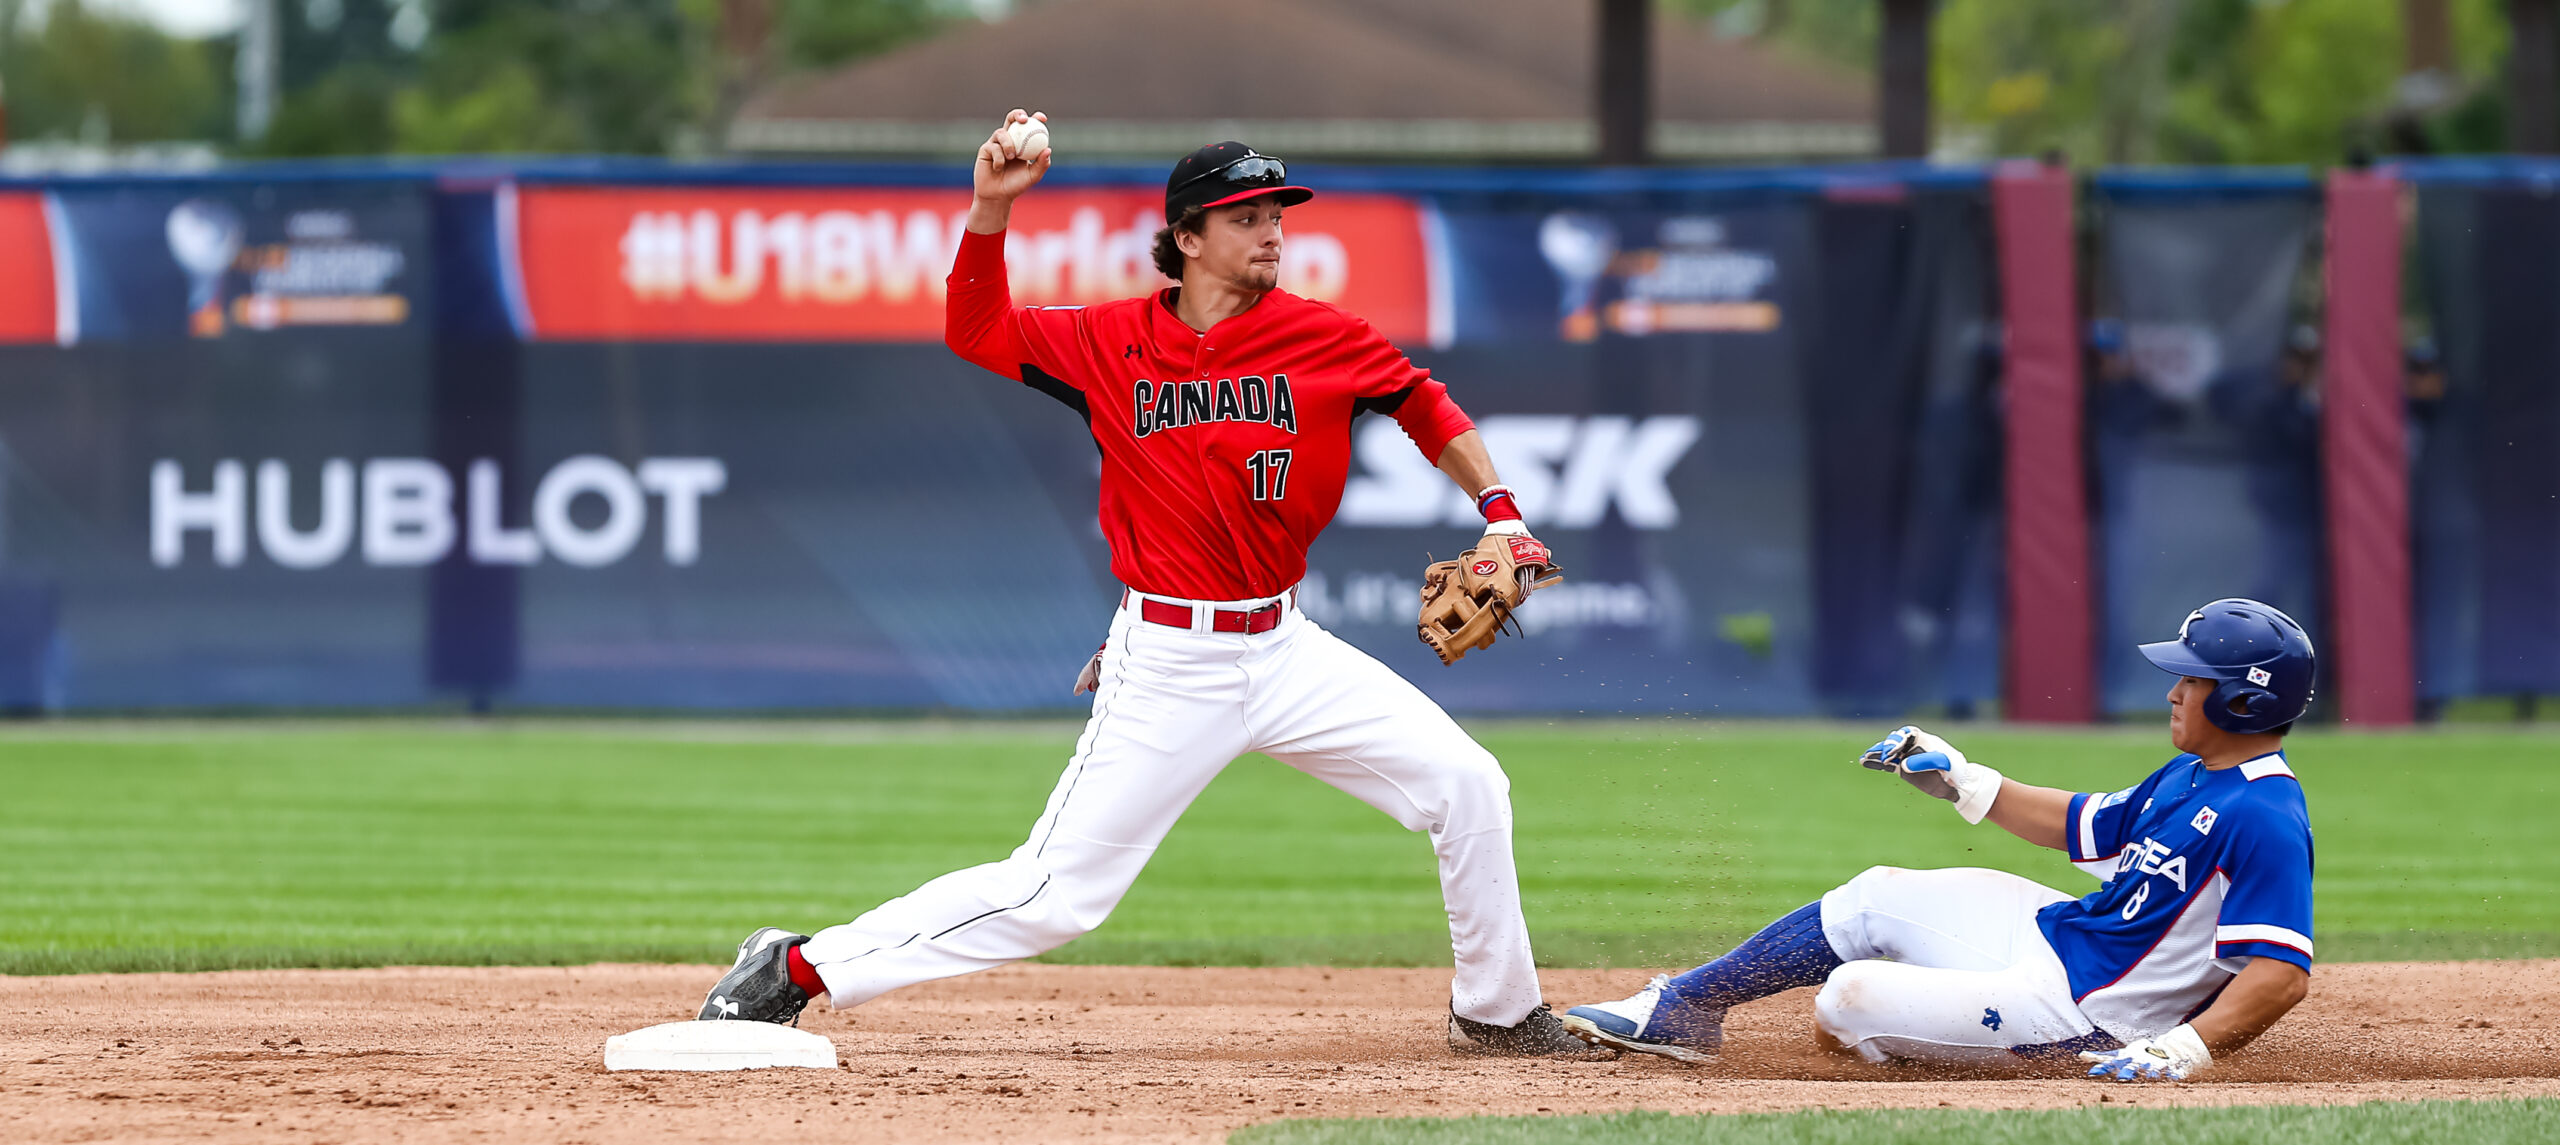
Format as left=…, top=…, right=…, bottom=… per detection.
left=0, top=0, right=231, bottom=145
left=21, top=0, right=2521, bottom=163
left=386, top=0, right=945, bottom=155
left=257, top=0, right=423, bottom=155
left=387, top=0, right=699, bottom=154
left=0, top=0, right=945, bottom=156
left=1682, top=0, right=2519, bottom=164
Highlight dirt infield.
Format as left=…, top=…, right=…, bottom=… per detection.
left=2, top=960, right=2554, bottom=1143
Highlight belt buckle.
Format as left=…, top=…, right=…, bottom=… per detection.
left=1244, top=600, right=1281, bottom=634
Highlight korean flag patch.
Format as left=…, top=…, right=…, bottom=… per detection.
left=2192, top=806, right=2218, bottom=835
left=2246, top=666, right=2273, bottom=686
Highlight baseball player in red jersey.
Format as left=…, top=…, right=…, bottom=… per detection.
left=696, top=111, right=1586, bottom=1056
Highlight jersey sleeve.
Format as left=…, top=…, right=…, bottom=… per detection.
left=2212, top=800, right=2316, bottom=972
left=943, top=228, right=1086, bottom=387
left=2064, top=767, right=2168, bottom=865
left=1340, top=315, right=1473, bottom=463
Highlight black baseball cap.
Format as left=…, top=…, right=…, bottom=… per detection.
left=1164, top=142, right=1313, bottom=224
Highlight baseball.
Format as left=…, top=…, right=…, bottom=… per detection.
left=1006, top=117, right=1051, bottom=160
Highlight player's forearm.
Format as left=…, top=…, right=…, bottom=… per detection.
left=1982, top=778, right=2074, bottom=850
left=966, top=195, right=1013, bottom=235
left=2186, top=957, right=2308, bottom=1056
left=943, top=228, right=1022, bottom=375
left=1433, top=430, right=1499, bottom=498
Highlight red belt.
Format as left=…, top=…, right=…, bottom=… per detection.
left=1134, top=592, right=1291, bottom=634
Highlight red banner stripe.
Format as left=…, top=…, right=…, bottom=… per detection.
left=0, top=194, right=57, bottom=344
left=512, top=186, right=1431, bottom=345
left=2321, top=171, right=2415, bottom=727
left=1994, top=163, right=2097, bottom=723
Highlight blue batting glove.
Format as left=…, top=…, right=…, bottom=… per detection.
left=1859, top=726, right=1950, bottom=776
left=1858, top=726, right=1918, bottom=771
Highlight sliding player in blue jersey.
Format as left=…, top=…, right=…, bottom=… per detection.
left=1562, top=599, right=2316, bottom=1082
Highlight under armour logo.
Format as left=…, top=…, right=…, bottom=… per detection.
left=710, top=995, right=740, bottom=1018
left=1124, top=344, right=1140, bottom=359
left=1982, top=1008, right=2003, bottom=1032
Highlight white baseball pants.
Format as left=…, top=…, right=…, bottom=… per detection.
left=800, top=590, right=1546, bottom=1026
left=1814, top=865, right=2105, bottom=1065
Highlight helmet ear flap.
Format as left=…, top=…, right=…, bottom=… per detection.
left=2209, top=684, right=2282, bottom=733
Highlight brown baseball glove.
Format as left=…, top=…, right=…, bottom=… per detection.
left=1418, top=533, right=1564, bottom=665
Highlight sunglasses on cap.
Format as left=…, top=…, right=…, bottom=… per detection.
left=1174, top=154, right=1291, bottom=195
left=1165, top=144, right=1314, bottom=223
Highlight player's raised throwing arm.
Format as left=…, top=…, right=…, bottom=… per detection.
left=965, top=109, right=1050, bottom=236
left=947, top=110, right=1084, bottom=384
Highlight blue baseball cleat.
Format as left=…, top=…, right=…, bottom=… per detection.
left=1560, top=975, right=1723, bottom=1063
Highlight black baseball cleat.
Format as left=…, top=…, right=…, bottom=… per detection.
left=1447, top=1003, right=1607, bottom=1058
left=697, top=927, right=814, bottom=1025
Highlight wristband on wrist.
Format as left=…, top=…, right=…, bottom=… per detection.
left=2159, top=1024, right=2213, bottom=1069
left=1476, top=484, right=1523, bottom=525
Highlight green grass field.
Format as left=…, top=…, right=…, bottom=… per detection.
left=1, top=720, right=2551, bottom=975
left=1228, top=1100, right=2560, bottom=1145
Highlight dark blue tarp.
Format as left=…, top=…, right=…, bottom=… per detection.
left=2407, top=161, right=2560, bottom=700
left=2087, top=175, right=2321, bottom=716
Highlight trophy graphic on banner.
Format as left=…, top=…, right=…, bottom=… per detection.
left=166, top=198, right=245, bottom=338
left=1538, top=211, right=1617, bottom=343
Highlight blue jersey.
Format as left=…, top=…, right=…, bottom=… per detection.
left=2035, top=750, right=2314, bottom=1038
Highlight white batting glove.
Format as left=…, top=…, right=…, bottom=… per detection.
left=2081, top=1024, right=2213, bottom=1082
left=1857, top=725, right=2004, bottom=825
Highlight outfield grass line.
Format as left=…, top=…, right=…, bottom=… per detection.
left=0, top=944, right=740, bottom=977
left=0, top=717, right=1097, bottom=745
left=1227, top=1099, right=2560, bottom=1145
left=2, top=725, right=2553, bottom=972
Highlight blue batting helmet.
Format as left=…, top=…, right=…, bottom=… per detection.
left=2138, top=598, right=2317, bottom=734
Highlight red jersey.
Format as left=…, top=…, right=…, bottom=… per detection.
left=944, top=228, right=1475, bottom=600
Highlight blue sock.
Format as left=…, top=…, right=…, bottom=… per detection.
left=1658, top=901, right=1843, bottom=1016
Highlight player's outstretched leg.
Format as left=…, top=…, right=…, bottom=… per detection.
left=778, top=615, right=1253, bottom=1011
left=1561, top=901, right=1842, bottom=1060
left=1248, top=618, right=1588, bottom=1057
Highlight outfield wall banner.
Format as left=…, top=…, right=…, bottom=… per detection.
left=41, top=183, right=426, bottom=344
left=2089, top=182, right=2320, bottom=716
left=0, top=169, right=1991, bottom=713
left=0, top=180, right=438, bottom=707
left=509, top=185, right=1438, bottom=345
left=494, top=189, right=1830, bottom=712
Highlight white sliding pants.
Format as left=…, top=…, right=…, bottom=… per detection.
left=801, top=590, right=1545, bottom=1026
left=1815, top=865, right=2107, bottom=1066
